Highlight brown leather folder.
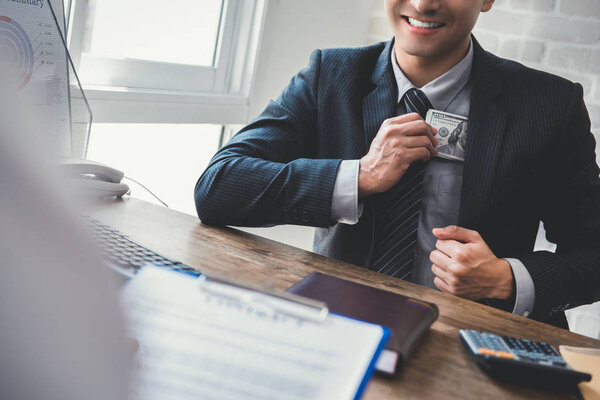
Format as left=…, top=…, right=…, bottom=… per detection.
left=287, top=272, right=438, bottom=376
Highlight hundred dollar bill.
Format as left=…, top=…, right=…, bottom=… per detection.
left=425, top=109, right=468, bottom=161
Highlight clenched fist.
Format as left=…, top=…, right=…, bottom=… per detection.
left=430, top=225, right=515, bottom=301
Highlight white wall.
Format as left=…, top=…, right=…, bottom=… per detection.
left=248, top=0, right=374, bottom=117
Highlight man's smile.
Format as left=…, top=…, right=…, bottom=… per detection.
left=402, top=16, right=445, bottom=30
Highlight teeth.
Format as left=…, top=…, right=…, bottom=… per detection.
left=407, top=17, right=443, bottom=29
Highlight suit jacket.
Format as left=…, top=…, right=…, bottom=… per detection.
left=195, top=37, right=600, bottom=328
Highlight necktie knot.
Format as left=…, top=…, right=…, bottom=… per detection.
left=403, top=88, right=433, bottom=119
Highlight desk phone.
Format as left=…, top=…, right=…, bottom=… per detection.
left=459, top=330, right=591, bottom=390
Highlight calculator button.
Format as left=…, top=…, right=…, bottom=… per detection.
left=478, top=348, right=496, bottom=356
left=496, top=351, right=514, bottom=359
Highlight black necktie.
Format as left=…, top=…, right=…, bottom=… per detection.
left=371, top=88, right=433, bottom=280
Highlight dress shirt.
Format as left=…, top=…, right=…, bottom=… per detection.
left=330, top=41, right=534, bottom=316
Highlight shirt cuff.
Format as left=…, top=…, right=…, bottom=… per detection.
left=504, top=258, right=535, bottom=317
left=330, top=160, right=361, bottom=224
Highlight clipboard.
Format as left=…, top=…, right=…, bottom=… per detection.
left=197, top=274, right=330, bottom=323
left=122, top=267, right=389, bottom=400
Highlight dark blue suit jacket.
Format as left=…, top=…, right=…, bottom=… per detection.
left=195, top=38, right=600, bottom=327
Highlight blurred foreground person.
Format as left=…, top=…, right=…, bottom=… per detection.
left=0, top=89, right=131, bottom=399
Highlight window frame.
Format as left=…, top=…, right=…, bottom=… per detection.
left=65, top=0, right=267, bottom=124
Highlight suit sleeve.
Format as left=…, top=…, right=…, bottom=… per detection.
left=194, top=50, right=341, bottom=228
left=520, top=83, right=600, bottom=322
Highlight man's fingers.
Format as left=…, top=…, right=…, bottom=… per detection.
left=401, top=136, right=437, bottom=155
left=429, top=249, right=451, bottom=270
left=434, top=276, right=451, bottom=293
left=431, top=263, right=454, bottom=286
left=384, top=112, right=424, bottom=125
left=435, top=239, right=463, bottom=258
left=435, top=239, right=473, bottom=271
left=385, top=146, right=433, bottom=165
left=432, top=244, right=472, bottom=277
left=402, top=147, right=434, bottom=163
left=382, top=119, right=437, bottom=144
left=394, top=119, right=436, bottom=140
left=432, top=225, right=480, bottom=243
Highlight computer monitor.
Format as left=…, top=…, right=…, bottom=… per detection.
left=0, top=0, right=91, bottom=158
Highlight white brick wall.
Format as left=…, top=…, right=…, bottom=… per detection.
left=367, top=0, right=600, bottom=158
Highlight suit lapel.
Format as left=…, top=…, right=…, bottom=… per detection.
left=459, top=38, right=507, bottom=228
left=363, top=40, right=398, bottom=150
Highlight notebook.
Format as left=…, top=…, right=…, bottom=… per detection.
left=287, top=272, right=438, bottom=375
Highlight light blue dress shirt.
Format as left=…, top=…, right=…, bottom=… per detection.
left=330, top=41, right=534, bottom=317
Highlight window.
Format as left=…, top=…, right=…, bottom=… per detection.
left=66, top=0, right=266, bottom=123
left=81, top=0, right=221, bottom=67
left=73, top=0, right=222, bottom=91
left=64, top=1, right=267, bottom=216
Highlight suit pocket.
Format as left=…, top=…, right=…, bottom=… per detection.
left=438, top=174, right=462, bottom=195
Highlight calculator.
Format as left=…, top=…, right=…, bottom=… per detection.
left=459, top=329, right=591, bottom=390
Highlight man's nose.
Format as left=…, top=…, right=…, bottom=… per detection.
left=409, top=0, right=441, bottom=14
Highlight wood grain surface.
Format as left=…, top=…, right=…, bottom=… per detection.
left=90, top=198, right=600, bottom=400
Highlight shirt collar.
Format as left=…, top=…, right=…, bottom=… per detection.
left=391, top=40, right=473, bottom=111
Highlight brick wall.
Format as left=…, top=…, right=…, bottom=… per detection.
left=367, top=0, right=600, bottom=158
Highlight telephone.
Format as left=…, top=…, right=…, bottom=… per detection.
left=56, top=158, right=130, bottom=198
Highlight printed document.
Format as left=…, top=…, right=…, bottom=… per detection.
left=122, top=268, right=388, bottom=400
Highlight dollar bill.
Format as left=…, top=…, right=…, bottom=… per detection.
left=425, top=109, right=468, bottom=161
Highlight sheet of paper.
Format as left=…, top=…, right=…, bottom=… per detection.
left=122, top=268, right=387, bottom=400
left=560, top=345, right=600, bottom=400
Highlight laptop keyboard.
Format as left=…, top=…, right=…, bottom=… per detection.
left=85, top=218, right=201, bottom=278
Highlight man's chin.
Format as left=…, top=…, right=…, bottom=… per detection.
left=395, top=43, right=445, bottom=59
left=395, top=37, right=468, bottom=62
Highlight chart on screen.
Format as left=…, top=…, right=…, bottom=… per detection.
left=0, top=0, right=71, bottom=156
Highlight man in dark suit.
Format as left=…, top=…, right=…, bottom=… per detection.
left=195, top=0, right=600, bottom=328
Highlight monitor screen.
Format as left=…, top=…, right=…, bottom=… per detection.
left=0, top=0, right=90, bottom=157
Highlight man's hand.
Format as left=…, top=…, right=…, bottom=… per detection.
left=429, top=225, right=515, bottom=301
left=358, top=113, right=437, bottom=198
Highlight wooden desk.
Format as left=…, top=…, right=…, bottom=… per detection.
left=91, top=198, right=600, bottom=399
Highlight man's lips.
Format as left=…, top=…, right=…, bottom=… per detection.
left=402, top=16, right=445, bottom=30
